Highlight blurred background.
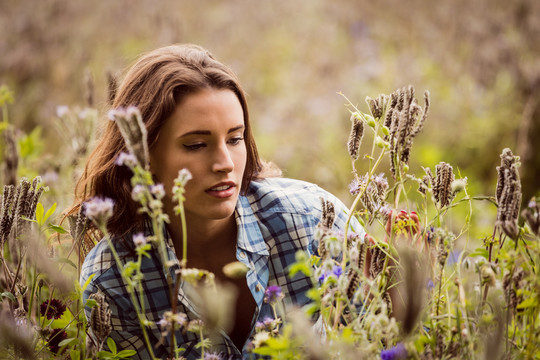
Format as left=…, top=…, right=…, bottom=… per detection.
left=1, top=0, right=539, bottom=236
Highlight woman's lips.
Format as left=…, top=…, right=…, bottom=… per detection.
left=205, top=182, right=236, bottom=198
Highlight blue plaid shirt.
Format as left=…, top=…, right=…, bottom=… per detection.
left=81, top=178, right=364, bottom=359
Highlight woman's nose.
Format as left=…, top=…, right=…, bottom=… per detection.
left=212, top=144, right=234, bottom=173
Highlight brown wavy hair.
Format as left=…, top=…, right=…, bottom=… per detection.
left=70, top=44, right=263, bottom=238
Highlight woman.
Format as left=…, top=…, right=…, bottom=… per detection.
left=74, top=44, right=363, bottom=359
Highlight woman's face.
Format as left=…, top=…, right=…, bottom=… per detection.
left=150, top=89, right=247, bottom=226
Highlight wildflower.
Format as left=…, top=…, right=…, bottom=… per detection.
left=176, top=168, right=193, bottom=187
left=319, top=264, right=344, bottom=283
left=204, top=352, right=223, bottom=360
left=89, top=292, right=112, bottom=345
left=131, top=184, right=146, bottom=202
left=349, top=178, right=363, bottom=196
left=264, top=285, right=283, bottom=304
left=40, top=299, right=67, bottom=320
left=132, top=232, right=147, bottom=247
left=347, top=114, right=364, bottom=161
left=115, top=152, right=138, bottom=167
left=47, top=328, right=68, bottom=354
left=255, top=317, right=276, bottom=332
left=84, top=197, right=114, bottom=225
left=56, top=105, right=69, bottom=118
left=426, top=279, right=435, bottom=290
left=380, top=342, right=407, bottom=360
left=150, top=184, right=166, bottom=199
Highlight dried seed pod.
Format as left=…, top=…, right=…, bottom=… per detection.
left=347, top=115, right=364, bottom=161
left=89, top=292, right=112, bottom=345
left=433, top=162, right=455, bottom=208
left=346, top=269, right=360, bottom=300
left=495, top=149, right=522, bottom=239
left=320, top=198, right=335, bottom=230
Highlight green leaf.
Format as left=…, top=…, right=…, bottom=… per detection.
left=469, top=247, right=489, bottom=259
left=44, top=202, right=57, bottom=222
left=35, top=203, right=44, bottom=226
left=0, top=291, right=16, bottom=302
left=85, top=298, right=97, bottom=308
left=49, top=223, right=68, bottom=234
left=288, top=262, right=311, bottom=278
left=58, top=337, right=77, bottom=348
left=116, top=350, right=137, bottom=358
left=57, top=257, right=77, bottom=269
left=517, top=296, right=538, bottom=309
left=107, top=337, right=117, bottom=354
left=69, top=349, right=81, bottom=360
left=82, top=274, right=95, bottom=291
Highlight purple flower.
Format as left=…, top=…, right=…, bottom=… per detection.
left=151, top=184, right=166, bottom=199
left=264, top=285, right=282, bottom=304
left=204, top=352, right=223, bottom=360
left=380, top=343, right=407, bottom=360
left=426, top=279, right=435, bottom=290
left=115, top=152, right=138, bottom=167
left=131, top=184, right=146, bottom=202
left=319, top=265, right=343, bottom=283
left=84, top=197, right=114, bottom=224
left=40, top=299, right=67, bottom=320
left=132, top=233, right=147, bottom=247
left=349, top=178, right=363, bottom=195
left=47, top=328, right=68, bottom=354
left=108, top=107, right=126, bottom=121
left=332, top=265, right=343, bottom=277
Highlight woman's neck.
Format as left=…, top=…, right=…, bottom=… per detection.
left=166, top=212, right=238, bottom=263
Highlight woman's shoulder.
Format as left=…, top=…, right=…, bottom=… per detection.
left=81, top=235, right=134, bottom=281
left=245, top=177, right=343, bottom=215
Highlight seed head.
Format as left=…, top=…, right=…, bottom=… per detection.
left=320, top=198, right=335, bottom=229
left=109, top=106, right=149, bottom=169
left=495, top=148, right=521, bottom=239
left=89, top=292, right=112, bottom=344
left=433, top=162, right=455, bottom=208
left=347, top=114, right=364, bottom=161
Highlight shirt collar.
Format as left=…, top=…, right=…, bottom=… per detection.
left=235, top=195, right=269, bottom=256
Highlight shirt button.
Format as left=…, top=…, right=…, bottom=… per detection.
left=255, top=283, right=263, bottom=292
left=239, top=251, right=246, bottom=259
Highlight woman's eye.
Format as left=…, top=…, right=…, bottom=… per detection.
left=228, top=137, right=244, bottom=145
left=183, top=143, right=205, bottom=151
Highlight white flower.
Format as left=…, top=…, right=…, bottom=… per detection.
left=175, top=169, right=193, bottom=187
left=132, top=233, right=147, bottom=247
left=56, top=105, right=69, bottom=118
left=107, top=107, right=126, bottom=121
left=115, top=152, right=138, bottom=167
left=131, top=184, right=145, bottom=202
left=84, top=197, right=114, bottom=224
left=150, top=184, right=165, bottom=199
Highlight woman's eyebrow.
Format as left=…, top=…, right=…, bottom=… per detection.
left=180, top=125, right=244, bottom=138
